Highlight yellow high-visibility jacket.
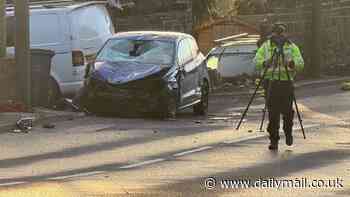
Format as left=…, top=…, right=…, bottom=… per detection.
left=254, top=39, right=304, bottom=80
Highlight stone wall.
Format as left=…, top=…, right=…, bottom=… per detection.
left=0, top=57, right=17, bottom=102
left=320, top=3, right=350, bottom=71
left=115, top=10, right=193, bottom=34
left=112, top=0, right=350, bottom=73
left=113, top=0, right=193, bottom=34
left=199, top=0, right=350, bottom=74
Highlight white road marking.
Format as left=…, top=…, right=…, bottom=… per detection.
left=225, top=124, right=320, bottom=144
left=47, top=171, right=105, bottom=181
left=173, top=146, right=213, bottom=157
left=120, top=158, right=166, bottom=169
left=0, top=181, right=27, bottom=187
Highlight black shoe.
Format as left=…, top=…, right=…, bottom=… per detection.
left=268, top=143, right=278, bottom=150
left=285, top=134, right=293, bottom=146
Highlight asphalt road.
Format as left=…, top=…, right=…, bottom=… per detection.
left=0, top=83, right=349, bottom=196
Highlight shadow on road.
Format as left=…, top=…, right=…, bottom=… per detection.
left=0, top=124, right=228, bottom=170
left=141, top=149, right=350, bottom=197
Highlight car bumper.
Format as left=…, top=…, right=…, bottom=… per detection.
left=86, top=78, right=176, bottom=114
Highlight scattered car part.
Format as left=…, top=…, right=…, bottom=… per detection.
left=64, top=98, right=90, bottom=114
left=42, top=123, right=56, bottom=129
left=14, top=117, right=35, bottom=133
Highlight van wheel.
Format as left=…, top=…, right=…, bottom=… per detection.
left=193, top=80, right=209, bottom=116
left=48, top=78, right=64, bottom=110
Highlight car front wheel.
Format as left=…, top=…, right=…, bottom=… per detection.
left=159, top=88, right=178, bottom=119
left=193, top=80, right=209, bottom=116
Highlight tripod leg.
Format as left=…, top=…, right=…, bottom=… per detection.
left=236, top=74, right=267, bottom=130
left=293, top=94, right=306, bottom=139
left=236, top=48, right=278, bottom=131
left=259, top=104, right=266, bottom=132
left=259, top=80, right=268, bottom=132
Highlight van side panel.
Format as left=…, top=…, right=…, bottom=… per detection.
left=30, top=12, right=78, bottom=95
left=70, top=5, right=114, bottom=56
left=7, top=4, right=115, bottom=97
left=69, top=5, right=114, bottom=94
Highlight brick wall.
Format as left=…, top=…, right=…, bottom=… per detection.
left=0, top=57, right=17, bottom=102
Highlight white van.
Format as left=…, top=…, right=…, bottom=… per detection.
left=6, top=1, right=115, bottom=103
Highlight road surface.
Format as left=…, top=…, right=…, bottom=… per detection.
left=0, top=83, right=349, bottom=196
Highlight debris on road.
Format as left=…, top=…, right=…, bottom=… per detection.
left=42, top=123, right=56, bottom=129
left=64, top=98, right=90, bottom=114
left=12, top=129, right=23, bottom=133
left=14, top=117, right=35, bottom=133
left=195, top=120, right=202, bottom=124
left=16, top=117, right=34, bottom=130
left=341, top=81, right=350, bottom=91
left=67, top=116, right=75, bottom=121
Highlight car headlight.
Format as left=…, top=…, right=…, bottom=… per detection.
left=166, top=75, right=178, bottom=90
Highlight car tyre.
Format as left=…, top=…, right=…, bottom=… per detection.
left=159, top=87, right=178, bottom=120
left=193, top=80, right=209, bottom=116
left=160, top=95, right=177, bottom=120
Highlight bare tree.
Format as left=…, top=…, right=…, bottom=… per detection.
left=192, top=0, right=218, bottom=25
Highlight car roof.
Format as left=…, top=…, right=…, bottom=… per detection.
left=6, top=1, right=106, bottom=14
left=112, top=31, right=193, bottom=41
left=66, top=1, right=106, bottom=11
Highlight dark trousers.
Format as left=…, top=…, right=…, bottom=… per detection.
left=263, top=80, right=294, bottom=143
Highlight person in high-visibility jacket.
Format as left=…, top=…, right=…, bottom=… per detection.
left=254, top=23, right=304, bottom=150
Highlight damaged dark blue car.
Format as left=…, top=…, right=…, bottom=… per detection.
left=77, top=31, right=210, bottom=118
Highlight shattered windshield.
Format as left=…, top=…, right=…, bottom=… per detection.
left=96, top=39, right=175, bottom=65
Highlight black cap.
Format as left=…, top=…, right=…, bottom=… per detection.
left=272, top=22, right=287, bottom=34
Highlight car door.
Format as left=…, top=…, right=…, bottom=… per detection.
left=177, top=38, right=199, bottom=106
left=187, top=38, right=205, bottom=101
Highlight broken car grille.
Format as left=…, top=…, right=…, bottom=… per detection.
left=89, top=77, right=163, bottom=100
